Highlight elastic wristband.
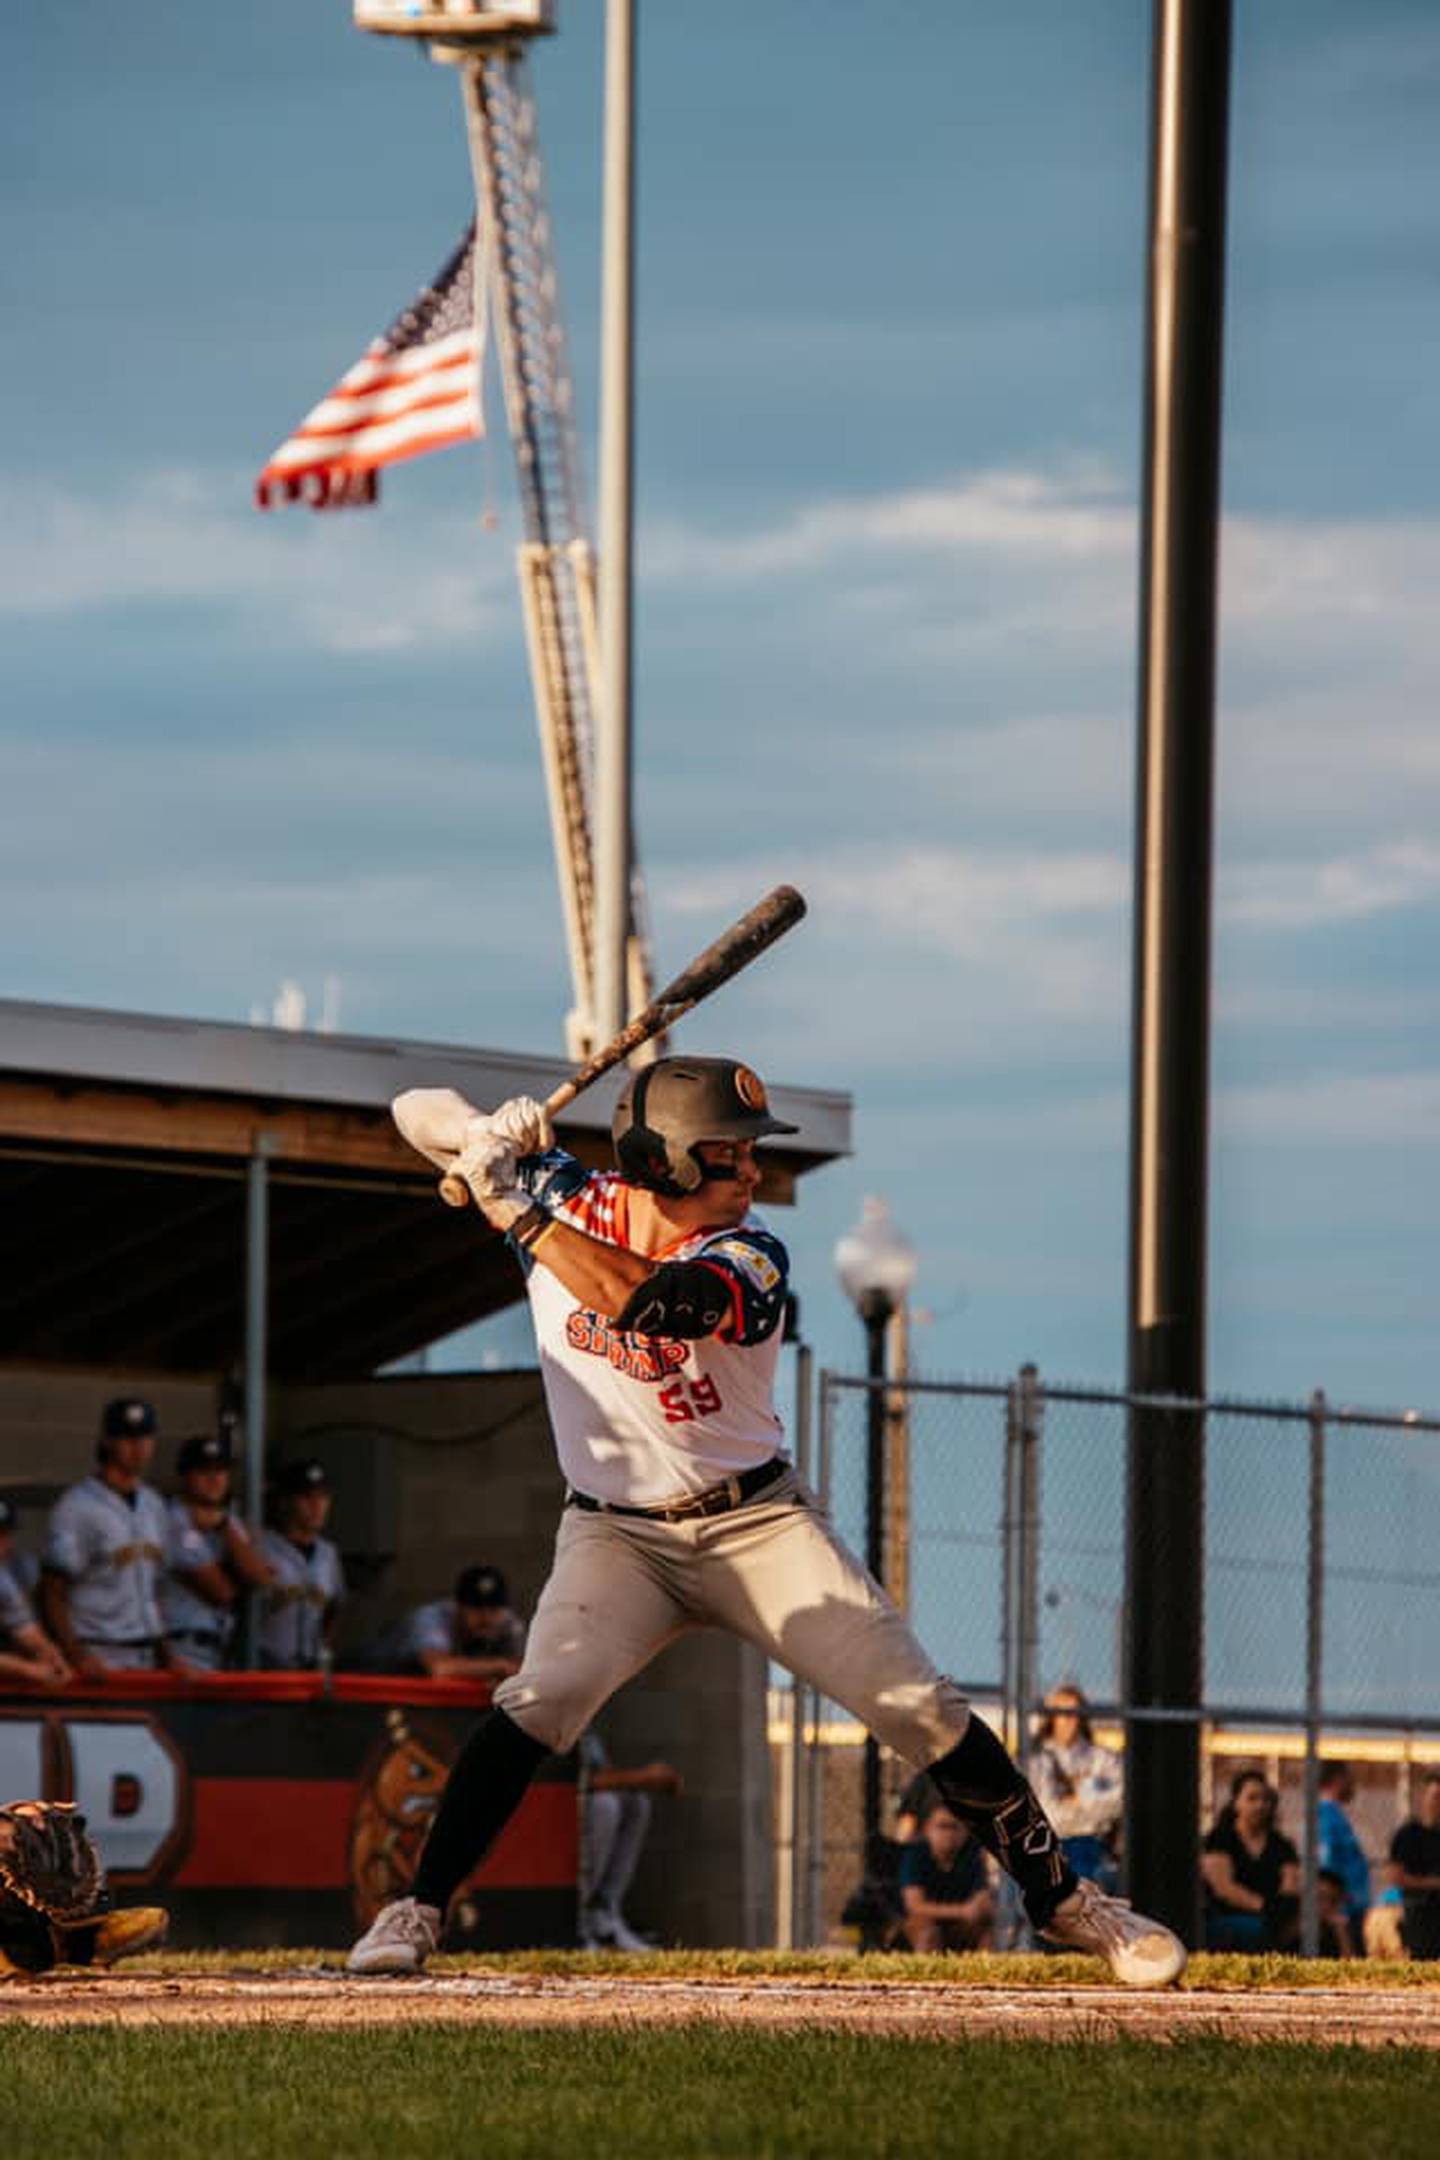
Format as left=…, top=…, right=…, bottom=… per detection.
left=511, top=1205, right=557, bottom=1253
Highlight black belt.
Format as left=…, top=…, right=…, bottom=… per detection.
left=79, top=1636, right=158, bottom=1650
left=566, top=1456, right=788, bottom=1524
left=168, top=1630, right=225, bottom=1647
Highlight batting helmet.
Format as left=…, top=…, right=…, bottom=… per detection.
left=612, top=1057, right=797, bottom=1196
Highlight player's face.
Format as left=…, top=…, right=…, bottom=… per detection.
left=186, top=1466, right=230, bottom=1506
left=693, top=1140, right=763, bottom=1222
left=290, top=1490, right=332, bottom=1537
left=107, top=1433, right=155, bottom=1483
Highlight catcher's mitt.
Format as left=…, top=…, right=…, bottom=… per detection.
left=0, top=1802, right=106, bottom=1963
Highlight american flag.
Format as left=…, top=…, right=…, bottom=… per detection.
left=256, top=224, right=485, bottom=510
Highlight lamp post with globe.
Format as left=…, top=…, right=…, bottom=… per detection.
left=834, top=1197, right=918, bottom=1848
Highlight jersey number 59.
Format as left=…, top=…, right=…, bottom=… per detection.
left=658, top=1375, right=724, bottom=1425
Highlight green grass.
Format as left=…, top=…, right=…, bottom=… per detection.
left=5, top=2025, right=1440, bottom=2160
left=127, top=1944, right=1440, bottom=1990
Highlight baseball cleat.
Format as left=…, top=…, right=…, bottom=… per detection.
left=346, top=1897, right=442, bottom=1975
left=1040, top=1877, right=1187, bottom=1988
left=581, top=1905, right=655, bottom=1954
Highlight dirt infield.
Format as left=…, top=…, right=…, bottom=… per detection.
left=4, top=1968, right=1440, bottom=2045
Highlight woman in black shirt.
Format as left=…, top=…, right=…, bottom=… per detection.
left=1202, top=1770, right=1301, bottom=1951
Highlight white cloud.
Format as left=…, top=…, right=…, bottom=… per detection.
left=1224, top=842, right=1440, bottom=929
left=0, top=470, right=513, bottom=652
left=1219, top=1071, right=1440, bottom=1146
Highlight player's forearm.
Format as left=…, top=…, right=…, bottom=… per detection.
left=526, top=1219, right=654, bottom=1317
left=0, top=1647, right=63, bottom=1687
left=38, top=1578, right=86, bottom=1668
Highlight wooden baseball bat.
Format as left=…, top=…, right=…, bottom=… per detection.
left=438, top=884, right=808, bottom=1206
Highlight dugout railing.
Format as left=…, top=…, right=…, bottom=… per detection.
left=775, top=1367, right=1440, bottom=1955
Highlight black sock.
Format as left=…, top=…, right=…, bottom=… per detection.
left=411, top=1708, right=551, bottom=1914
left=927, top=1715, right=1077, bottom=1929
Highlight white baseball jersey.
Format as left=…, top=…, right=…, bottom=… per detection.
left=161, top=1499, right=255, bottom=1660
left=43, top=1476, right=167, bottom=1648
left=0, top=1561, right=35, bottom=1646
left=516, top=1151, right=791, bottom=1508
left=370, top=1598, right=527, bottom=1673
left=255, top=1529, right=344, bottom=1668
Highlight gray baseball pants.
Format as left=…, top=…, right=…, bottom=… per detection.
left=494, top=1469, right=970, bottom=1766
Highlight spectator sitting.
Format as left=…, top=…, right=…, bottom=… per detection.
left=161, top=1435, right=275, bottom=1671
left=40, top=1399, right=174, bottom=1676
left=0, top=1498, right=71, bottom=1691
left=255, top=1460, right=345, bottom=1670
left=577, top=1727, right=682, bottom=1953
left=367, top=1564, right=526, bottom=1683
left=1316, top=1760, right=1370, bottom=1946
left=840, top=1779, right=936, bottom=1951
left=1031, top=1685, right=1122, bottom=1893
left=1389, top=1769, right=1440, bottom=1961
left=899, top=1800, right=994, bottom=1953
left=1317, top=1868, right=1358, bottom=1958
left=1363, top=1881, right=1408, bottom=1961
left=1201, top=1769, right=1300, bottom=1951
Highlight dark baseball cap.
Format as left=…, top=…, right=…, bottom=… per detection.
left=455, top=1564, right=509, bottom=1610
left=102, top=1398, right=157, bottom=1440
left=178, top=1434, right=231, bottom=1476
left=278, top=1458, right=331, bottom=1495
left=0, top=1497, right=15, bottom=1534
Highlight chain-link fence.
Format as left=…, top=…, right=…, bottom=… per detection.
left=775, top=1366, right=1440, bottom=1951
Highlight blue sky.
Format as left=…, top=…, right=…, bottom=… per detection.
left=5, top=0, right=1440, bottom=1416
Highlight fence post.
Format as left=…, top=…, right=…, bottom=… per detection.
left=1016, top=1363, right=1044, bottom=1772
left=1300, top=1387, right=1327, bottom=1957
left=786, top=1336, right=815, bottom=1949
left=803, top=1368, right=835, bottom=1949
left=1001, top=1376, right=1020, bottom=1755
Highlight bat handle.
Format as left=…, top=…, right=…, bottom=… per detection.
left=439, top=1082, right=579, bottom=1208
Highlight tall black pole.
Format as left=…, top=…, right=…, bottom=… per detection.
left=861, top=1291, right=889, bottom=1853
left=1123, top=0, right=1232, bottom=1943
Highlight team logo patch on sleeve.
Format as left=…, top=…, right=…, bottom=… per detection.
left=708, top=1238, right=781, bottom=1294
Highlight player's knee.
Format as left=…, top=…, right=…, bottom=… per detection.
left=493, top=1672, right=595, bottom=1755
left=869, top=1677, right=971, bottom=1767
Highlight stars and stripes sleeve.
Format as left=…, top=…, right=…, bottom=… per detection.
left=693, top=1229, right=790, bottom=1346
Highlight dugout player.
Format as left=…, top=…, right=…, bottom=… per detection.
left=256, top=1460, right=345, bottom=1669
left=0, top=1499, right=71, bottom=1690
left=367, top=1563, right=526, bottom=1682
left=40, top=1399, right=173, bottom=1675
left=348, top=1060, right=1185, bottom=1987
left=161, top=1434, right=275, bottom=1670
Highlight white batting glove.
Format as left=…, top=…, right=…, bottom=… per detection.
left=485, top=1095, right=554, bottom=1158
left=392, top=1088, right=483, bottom=1172
left=450, top=1127, right=530, bottom=1231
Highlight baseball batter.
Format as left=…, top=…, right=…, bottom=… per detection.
left=348, top=1058, right=1185, bottom=1987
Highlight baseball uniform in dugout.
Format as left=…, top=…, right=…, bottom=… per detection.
left=43, top=1476, right=167, bottom=1665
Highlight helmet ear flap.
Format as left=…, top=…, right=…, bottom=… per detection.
left=615, top=1065, right=690, bottom=1195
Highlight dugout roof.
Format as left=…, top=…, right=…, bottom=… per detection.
left=0, top=998, right=850, bottom=1383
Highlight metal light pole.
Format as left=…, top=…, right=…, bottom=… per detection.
left=836, top=1199, right=918, bottom=1855
left=1124, top=0, right=1233, bottom=1943
left=594, top=0, right=637, bottom=1042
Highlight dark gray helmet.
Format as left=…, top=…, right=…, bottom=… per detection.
left=612, top=1057, right=798, bottom=1195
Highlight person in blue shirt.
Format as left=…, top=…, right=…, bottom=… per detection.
left=898, top=1799, right=994, bottom=1953
left=1316, top=1761, right=1370, bottom=1942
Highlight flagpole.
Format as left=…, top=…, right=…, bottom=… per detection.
left=594, top=0, right=637, bottom=1043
